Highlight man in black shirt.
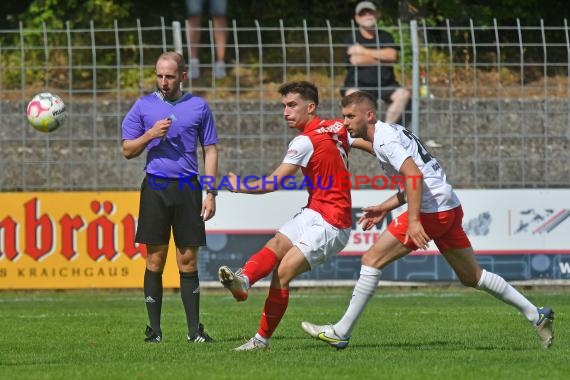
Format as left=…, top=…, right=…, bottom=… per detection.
left=341, top=1, right=411, bottom=126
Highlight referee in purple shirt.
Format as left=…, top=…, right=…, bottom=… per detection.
left=122, top=51, right=218, bottom=344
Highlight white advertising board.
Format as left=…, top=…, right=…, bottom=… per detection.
left=207, top=189, right=570, bottom=255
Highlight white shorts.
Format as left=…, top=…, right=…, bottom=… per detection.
left=278, top=208, right=351, bottom=269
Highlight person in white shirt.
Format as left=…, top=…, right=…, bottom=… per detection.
left=301, top=91, right=554, bottom=350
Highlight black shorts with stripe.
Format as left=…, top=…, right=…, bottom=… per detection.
left=135, top=174, right=206, bottom=247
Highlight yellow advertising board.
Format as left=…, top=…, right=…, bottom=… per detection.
left=0, top=192, right=180, bottom=289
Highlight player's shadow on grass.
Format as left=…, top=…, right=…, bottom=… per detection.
left=340, top=341, right=531, bottom=351
left=291, top=334, right=532, bottom=351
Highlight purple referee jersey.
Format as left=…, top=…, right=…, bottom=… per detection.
left=122, top=91, right=218, bottom=178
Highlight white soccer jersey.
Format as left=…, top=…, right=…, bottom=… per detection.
left=372, top=121, right=460, bottom=213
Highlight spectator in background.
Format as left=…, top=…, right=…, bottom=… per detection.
left=341, top=1, right=411, bottom=126
left=185, top=0, right=228, bottom=79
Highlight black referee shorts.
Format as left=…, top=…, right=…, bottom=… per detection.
left=135, top=174, right=206, bottom=247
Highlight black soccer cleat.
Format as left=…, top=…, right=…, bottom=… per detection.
left=144, top=325, right=162, bottom=343
left=187, top=323, right=214, bottom=343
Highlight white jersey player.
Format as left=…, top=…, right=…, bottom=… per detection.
left=371, top=120, right=459, bottom=213
left=301, top=91, right=554, bottom=350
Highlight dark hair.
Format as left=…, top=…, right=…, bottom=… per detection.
left=157, top=51, right=186, bottom=74
left=278, top=81, right=319, bottom=106
left=341, top=91, right=377, bottom=109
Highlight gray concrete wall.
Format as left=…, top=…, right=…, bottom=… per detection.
left=2, top=98, right=569, bottom=190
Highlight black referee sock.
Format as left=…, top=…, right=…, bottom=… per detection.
left=144, top=268, right=163, bottom=336
left=180, top=271, right=200, bottom=337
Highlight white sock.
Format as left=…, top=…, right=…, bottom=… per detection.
left=476, top=269, right=539, bottom=323
left=334, top=265, right=382, bottom=338
left=254, top=333, right=268, bottom=345
left=241, top=274, right=251, bottom=289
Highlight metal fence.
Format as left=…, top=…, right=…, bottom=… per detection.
left=1, top=18, right=569, bottom=190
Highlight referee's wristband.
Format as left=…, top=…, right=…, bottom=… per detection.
left=206, top=189, right=218, bottom=196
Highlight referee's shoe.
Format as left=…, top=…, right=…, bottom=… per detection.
left=187, top=323, right=214, bottom=343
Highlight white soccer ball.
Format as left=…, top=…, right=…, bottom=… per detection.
left=26, top=92, right=67, bottom=132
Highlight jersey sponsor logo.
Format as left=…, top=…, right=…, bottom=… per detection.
left=314, top=121, right=344, bottom=134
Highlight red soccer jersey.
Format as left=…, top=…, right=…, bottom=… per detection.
left=283, top=117, right=352, bottom=229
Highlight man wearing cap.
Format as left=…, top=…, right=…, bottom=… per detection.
left=341, top=1, right=411, bottom=126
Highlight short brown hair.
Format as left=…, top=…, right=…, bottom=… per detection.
left=278, top=81, right=319, bottom=106
left=341, top=91, right=377, bottom=109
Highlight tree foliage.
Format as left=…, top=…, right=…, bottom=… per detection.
left=394, top=0, right=569, bottom=25
left=0, top=0, right=567, bottom=91
left=2, top=0, right=568, bottom=29
left=3, top=0, right=131, bottom=28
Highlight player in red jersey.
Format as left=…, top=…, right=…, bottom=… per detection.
left=218, top=81, right=372, bottom=350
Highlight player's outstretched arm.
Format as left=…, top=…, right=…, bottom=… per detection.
left=350, top=138, right=374, bottom=155
left=358, top=192, right=405, bottom=230
left=227, top=163, right=299, bottom=194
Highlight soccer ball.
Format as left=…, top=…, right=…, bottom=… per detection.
left=26, top=92, right=68, bottom=132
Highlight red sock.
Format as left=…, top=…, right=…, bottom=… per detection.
left=241, top=246, right=278, bottom=285
left=258, top=287, right=289, bottom=339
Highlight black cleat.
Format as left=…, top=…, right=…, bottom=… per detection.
left=187, top=323, right=214, bottom=343
left=144, top=325, right=162, bottom=343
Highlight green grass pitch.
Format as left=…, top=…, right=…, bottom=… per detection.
left=0, top=286, right=567, bottom=380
